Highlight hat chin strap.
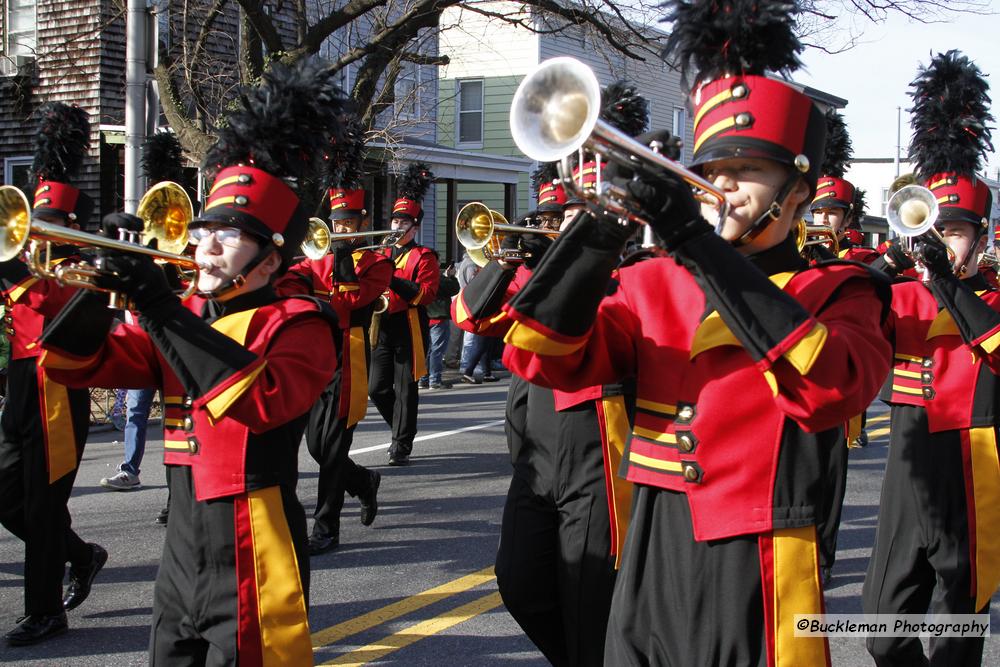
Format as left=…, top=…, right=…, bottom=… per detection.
left=956, top=226, right=987, bottom=278
left=196, top=244, right=272, bottom=300
left=731, top=174, right=799, bottom=248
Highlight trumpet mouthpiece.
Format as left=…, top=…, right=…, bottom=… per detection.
left=899, top=199, right=930, bottom=228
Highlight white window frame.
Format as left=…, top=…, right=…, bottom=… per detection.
left=4, top=155, right=33, bottom=188
left=2, top=0, right=37, bottom=76
left=880, top=187, right=891, bottom=217
left=456, top=78, right=484, bottom=148
left=672, top=106, right=687, bottom=147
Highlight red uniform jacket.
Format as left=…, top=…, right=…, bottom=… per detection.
left=380, top=243, right=439, bottom=379
left=41, top=294, right=337, bottom=501
left=503, top=256, right=891, bottom=542
left=1, top=257, right=87, bottom=483
left=278, top=249, right=392, bottom=426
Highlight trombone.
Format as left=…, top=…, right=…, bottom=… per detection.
left=455, top=202, right=559, bottom=267
left=301, top=218, right=403, bottom=260
left=510, top=56, right=730, bottom=231
left=0, top=184, right=203, bottom=307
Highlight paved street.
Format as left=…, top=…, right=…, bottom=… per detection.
left=0, top=380, right=998, bottom=665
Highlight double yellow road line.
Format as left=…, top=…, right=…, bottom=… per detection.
left=311, top=566, right=503, bottom=666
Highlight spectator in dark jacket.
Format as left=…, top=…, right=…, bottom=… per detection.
left=420, top=263, right=461, bottom=389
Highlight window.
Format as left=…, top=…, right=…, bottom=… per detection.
left=4, top=156, right=33, bottom=189
left=395, top=63, right=421, bottom=120
left=155, top=1, right=170, bottom=51
left=672, top=107, right=687, bottom=146
left=3, top=0, right=36, bottom=74
left=457, top=79, right=484, bottom=146
left=881, top=187, right=891, bottom=217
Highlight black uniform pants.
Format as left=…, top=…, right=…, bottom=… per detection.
left=306, top=373, right=371, bottom=539
left=0, top=358, right=91, bottom=616
left=605, top=486, right=770, bottom=666
left=150, top=466, right=311, bottom=666
left=817, top=433, right=849, bottom=571
left=495, top=377, right=616, bottom=667
left=863, top=405, right=985, bottom=667
left=369, top=315, right=423, bottom=457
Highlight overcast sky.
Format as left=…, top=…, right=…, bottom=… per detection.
left=794, top=8, right=1000, bottom=179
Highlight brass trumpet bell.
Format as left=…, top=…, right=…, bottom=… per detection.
left=136, top=181, right=193, bottom=255
left=301, top=218, right=403, bottom=259
left=0, top=185, right=30, bottom=262
left=887, top=185, right=939, bottom=237
left=795, top=219, right=840, bottom=256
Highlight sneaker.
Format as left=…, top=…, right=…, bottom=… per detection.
left=482, top=374, right=500, bottom=383
left=460, top=374, right=481, bottom=385
left=100, top=469, right=140, bottom=491
left=429, top=381, right=452, bottom=390
left=417, top=379, right=430, bottom=389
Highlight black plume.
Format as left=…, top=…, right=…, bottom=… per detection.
left=661, top=0, right=803, bottom=88
left=30, top=102, right=91, bottom=183
left=397, top=162, right=433, bottom=201
left=326, top=114, right=366, bottom=191
left=601, top=81, right=649, bottom=137
left=820, top=110, right=852, bottom=177
left=142, top=132, right=186, bottom=183
left=909, top=50, right=993, bottom=178
left=531, top=162, right=560, bottom=193
left=203, top=58, right=348, bottom=185
left=852, top=188, right=867, bottom=221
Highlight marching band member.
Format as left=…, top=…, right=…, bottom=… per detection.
left=38, top=60, right=346, bottom=665
left=862, top=50, right=1000, bottom=667
left=453, top=83, right=647, bottom=665
left=501, top=2, right=893, bottom=664
left=277, top=117, right=391, bottom=555
left=0, top=103, right=106, bottom=646
left=369, top=163, right=440, bottom=466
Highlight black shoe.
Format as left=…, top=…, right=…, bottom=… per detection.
left=482, top=374, right=500, bottom=383
left=308, top=533, right=339, bottom=556
left=388, top=452, right=410, bottom=466
left=5, top=612, right=68, bottom=646
left=63, top=543, right=108, bottom=611
left=821, top=566, right=833, bottom=587
left=359, top=470, right=381, bottom=526
left=154, top=507, right=169, bottom=525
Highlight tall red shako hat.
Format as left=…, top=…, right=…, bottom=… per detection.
left=811, top=110, right=856, bottom=215
left=30, top=102, right=93, bottom=226
left=195, top=58, right=348, bottom=273
left=662, top=0, right=827, bottom=246
left=327, top=115, right=367, bottom=221
left=532, top=161, right=566, bottom=213
left=391, top=163, right=433, bottom=224
left=909, top=50, right=994, bottom=233
left=566, top=81, right=651, bottom=206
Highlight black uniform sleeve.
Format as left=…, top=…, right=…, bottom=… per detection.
left=461, top=261, right=517, bottom=321
left=928, top=273, right=1000, bottom=347
left=506, top=211, right=632, bottom=337
left=332, top=243, right=359, bottom=283
left=389, top=276, right=421, bottom=301
left=39, top=290, right=116, bottom=357
left=0, top=258, right=31, bottom=288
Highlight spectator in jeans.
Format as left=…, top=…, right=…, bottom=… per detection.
left=100, top=388, right=155, bottom=490
left=419, top=263, right=460, bottom=390
left=457, top=252, right=492, bottom=383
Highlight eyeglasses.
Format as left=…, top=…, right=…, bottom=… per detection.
left=188, top=226, right=244, bottom=247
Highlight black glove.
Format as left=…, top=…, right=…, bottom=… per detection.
left=331, top=241, right=358, bottom=283
left=520, top=234, right=554, bottom=269
left=885, top=243, right=915, bottom=272
left=603, top=130, right=712, bottom=251
left=916, top=237, right=953, bottom=277
left=101, top=212, right=144, bottom=241
left=95, top=250, right=178, bottom=316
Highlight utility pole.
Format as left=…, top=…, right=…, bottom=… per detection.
left=894, top=106, right=901, bottom=178
left=124, top=0, right=149, bottom=214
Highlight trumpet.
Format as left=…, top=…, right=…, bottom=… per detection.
left=885, top=184, right=955, bottom=271
left=0, top=184, right=203, bottom=306
left=795, top=219, right=840, bottom=256
left=510, top=57, right=730, bottom=231
left=455, top=202, right=560, bottom=267
left=301, top=218, right=403, bottom=260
